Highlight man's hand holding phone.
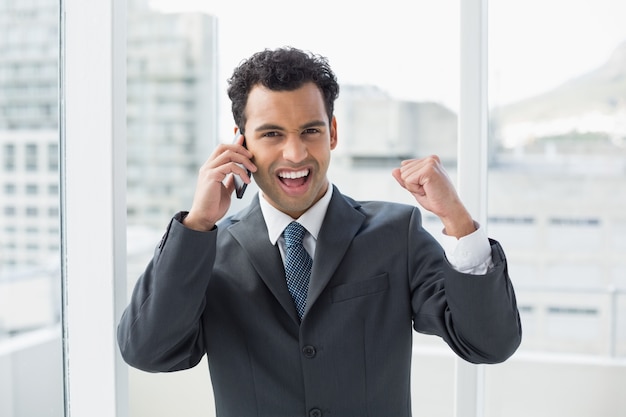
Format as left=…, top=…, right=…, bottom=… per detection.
left=183, top=130, right=255, bottom=232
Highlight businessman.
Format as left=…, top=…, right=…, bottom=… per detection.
left=118, top=46, right=522, bottom=417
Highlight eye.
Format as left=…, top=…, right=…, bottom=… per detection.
left=262, top=131, right=281, bottom=138
left=302, top=128, right=320, bottom=135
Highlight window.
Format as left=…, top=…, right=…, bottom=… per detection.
left=48, top=143, right=58, bottom=171
left=19, top=0, right=622, bottom=416
left=25, top=143, right=38, bottom=171
left=25, top=206, right=38, bottom=217
left=3, top=144, right=16, bottom=170
left=484, top=0, right=626, bottom=415
left=0, top=0, right=63, bottom=415
left=26, top=183, right=38, bottom=194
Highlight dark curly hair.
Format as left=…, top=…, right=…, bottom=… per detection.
left=227, top=47, right=340, bottom=134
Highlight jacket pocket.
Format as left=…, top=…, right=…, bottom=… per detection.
left=331, top=273, right=389, bottom=303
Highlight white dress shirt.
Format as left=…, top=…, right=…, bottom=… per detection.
left=259, top=184, right=493, bottom=275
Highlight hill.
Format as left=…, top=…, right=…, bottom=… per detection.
left=492, top=41, right=626, bottom=149
left=493, top=41, right=626, bottom=124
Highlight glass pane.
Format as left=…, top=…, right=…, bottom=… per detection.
left=486, top=0, right=626, bottom=415
left=126, top=1, right=459, bottom=416
left=0, top=0, right=64, bottom=415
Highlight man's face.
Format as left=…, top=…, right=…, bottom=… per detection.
left=242, top=82, right=337, bottom=219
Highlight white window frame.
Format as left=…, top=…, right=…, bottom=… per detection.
left=59, top=0, right=487, bottom=416
left=456, top=0, right=489, bottom=416
left=60, top=0, right=128, bottom=416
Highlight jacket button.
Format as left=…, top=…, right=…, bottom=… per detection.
left=309, top=408, right=322, bottom=417
left=302, top=345, right=316, bottom=358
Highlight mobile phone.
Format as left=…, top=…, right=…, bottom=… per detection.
left=232, top=132, right=251, bottom=199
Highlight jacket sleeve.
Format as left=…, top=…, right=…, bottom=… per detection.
left=117, top=212, right=217, bottom=372
left=409, top=209, right=522, bottom=364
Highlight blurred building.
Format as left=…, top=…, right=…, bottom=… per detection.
left=0, top=0, right=219, bottom=271
left=0, top=0, right=59, bottom=269
left=334, top=85, right=457, bottom=167
left=126, top=2, right=218, bottom=228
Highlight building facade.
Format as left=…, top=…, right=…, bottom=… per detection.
left=0, top=0, right=59, bottom=269
left=126, top=6, right=218, bottom=228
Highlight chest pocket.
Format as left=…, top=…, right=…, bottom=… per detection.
left=331, top=273, right=389, bottom=303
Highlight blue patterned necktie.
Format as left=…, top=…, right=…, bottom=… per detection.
left=283, top=221, right=313, bottom=319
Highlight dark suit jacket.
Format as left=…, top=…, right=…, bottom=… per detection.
left=118, top=186, right=521, bottom=417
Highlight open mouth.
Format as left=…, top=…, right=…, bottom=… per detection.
left=278, top=168, right=310, bottom=188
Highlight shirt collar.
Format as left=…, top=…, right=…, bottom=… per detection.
left=260, top=183, right=334, bottom=245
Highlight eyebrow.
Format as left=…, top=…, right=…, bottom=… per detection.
left=302, top=120, right=328, bottom=129
left=254, top=120, right=328, bottom=133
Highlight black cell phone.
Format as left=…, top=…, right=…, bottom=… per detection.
left=232, top=132, right=251, bottom=199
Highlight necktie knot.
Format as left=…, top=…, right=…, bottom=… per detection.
left=283, top=221, right=307, bottom=248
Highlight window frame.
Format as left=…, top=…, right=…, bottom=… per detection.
left=455, top=0, right=489, bottom=416
left=60, top=0, right=128, bottom=416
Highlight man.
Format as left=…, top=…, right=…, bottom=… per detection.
left=118, top=47, right=521, bottom=417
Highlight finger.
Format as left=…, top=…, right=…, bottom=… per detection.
left=233, top=133, right=245, bottom=146
left=393, top=166, right=427, bottom=197
left=229, top=162, right=253, bottom=183
left=398, top=162, right=426, bottom=188
left=208, top=142, right=253, bottom=164
left=399, top=159, right=428, bottom=180
left=402, top=168, right=429, bottom=195
left=400, top=164, right=421, bottom=182
left=223, top=172, right=236, bottom=194
left=402, top=157, right=445, bottom=188
left=232, top=143, right=253, bottom=160
left=223, top=141, right=256, bottom=171
left=400, top=155, right=440, bottom=171
left=208, top=149, right=256, bottom=175
left=391, top=168, right=405, bottom=188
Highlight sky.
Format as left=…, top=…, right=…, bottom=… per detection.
left=149, top=0, right=626, bottom=113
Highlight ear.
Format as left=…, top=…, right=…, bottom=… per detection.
left=330, top=116, right=338, bottom=150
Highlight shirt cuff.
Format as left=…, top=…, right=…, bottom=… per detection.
left=440, top=223, right=493, bottom=275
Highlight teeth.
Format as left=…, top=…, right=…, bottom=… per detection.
left=278, top=169, right=309, bottom=179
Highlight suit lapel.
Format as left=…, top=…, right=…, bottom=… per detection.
left=305, top=187, right=365, bottom=317
left=227, top=197, right=301, bottom=324
left=226, top=188, right=365, bottom=324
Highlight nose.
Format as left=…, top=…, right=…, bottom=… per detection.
left=282, top=134, right=308, bottom=163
